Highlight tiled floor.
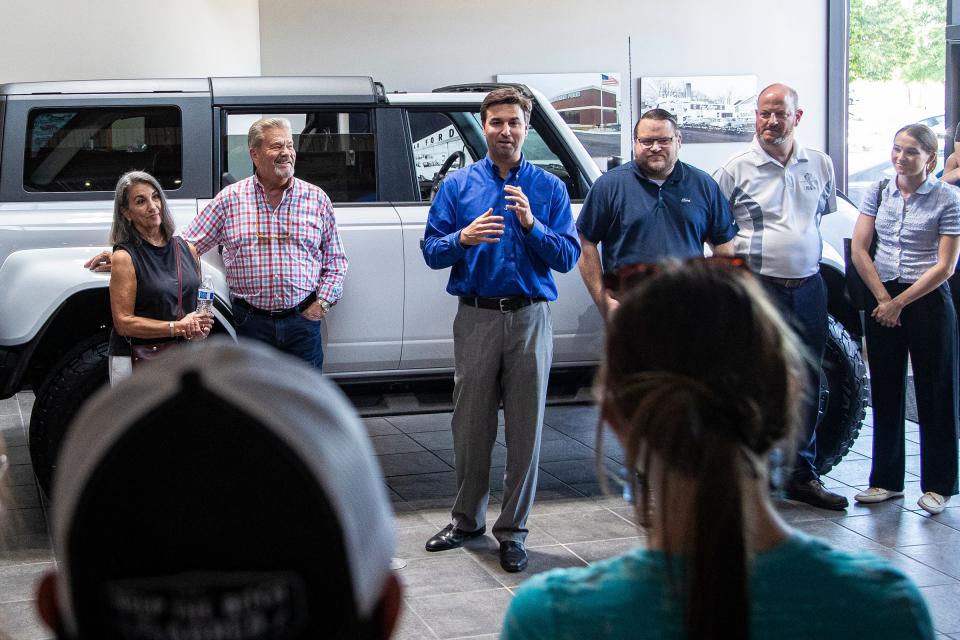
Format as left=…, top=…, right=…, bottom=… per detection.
left=2, top=393, right=960, bottom=639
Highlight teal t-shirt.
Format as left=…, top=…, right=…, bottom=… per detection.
left=501, top=532, right=933, bottom=639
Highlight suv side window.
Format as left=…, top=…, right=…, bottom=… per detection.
left=405, top=109, right=579, bottom=201
left=23, top=107, right=182, bottom=192
left=224, top=111, right=377, bottom=203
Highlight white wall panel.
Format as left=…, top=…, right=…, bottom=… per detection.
left=258, top=0, right=829, bottom=171
left=0, top=0, right=261, bottom=83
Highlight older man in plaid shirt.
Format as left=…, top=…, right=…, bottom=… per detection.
left=182, top=117, right=347, bottom=369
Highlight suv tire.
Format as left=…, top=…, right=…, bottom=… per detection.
left=815, top=316, right=869, bottom=476
left=29, top=331, right=109, bottom=495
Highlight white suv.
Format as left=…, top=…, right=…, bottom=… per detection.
left=0, top=77, right=866, bottom=491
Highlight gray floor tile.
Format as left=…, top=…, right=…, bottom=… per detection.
left=0, top=599, right=50, bottom=640
left=394, top=524, right=471, bottom=563
left=536, top=437, right=595, bottom=463
left=386, top=413, right=453, bottom=433
left=406, top=588, right=512, bottom=639
left=920, top=583, right=960, bottom=634
left=867, top=546, right=958, bottom=588
left=408, top=430, right=455, bottom=451
left=564, top=537, right=645, bottom=564
left=377, top=451, right=452, bottom=478
left=364, top=417, right=402, bottom=436
left=920, top=506, right=960, bottom=532
left=397, top=555, right=502, bottom=599
left=0, top=425, right=27, bottom=448
left=4, top=508, right=48, bottom=536
left=538, top=458, right=619, bottom=487
left=0, top=562, right=54, bottom=605
left=394, top=606, right=439, bottom=640
left=393, top=510, right=436, bottom=530
left=529, top=508, right=637, bottom=544
left=433, top=444, right=508, bottom=468
left=823, top=456, right=877, bottom=487
left=790, top=519, right=885, bottom=553
left=837, top=511, right=960, bottom=548
left=0, top=398, right=21, bottom=417
left=467, top=543, right=588, bottom=588
left=370, top=433, right=427, bottom=455
left=0, top=533, right=54, bottom=568
left=388, top=471, right=458, bottom=501
left=897, top=542, right=960, bottom=582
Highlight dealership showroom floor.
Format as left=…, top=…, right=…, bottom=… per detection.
left=3, top=395, right=960, bottom=639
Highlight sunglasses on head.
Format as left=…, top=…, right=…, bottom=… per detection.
left=601, top=256, right=748, bottom=294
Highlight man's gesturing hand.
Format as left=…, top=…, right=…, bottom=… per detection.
left=459, top=208, right=505, bottom=246
left=504, top=185, right=534, bottom=230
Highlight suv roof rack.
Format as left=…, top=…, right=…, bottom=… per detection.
left=211, top=76, right=384, bottom=106
left=0, top=78, right=209, bottom=96
left=432, top=83, right=533, bottom=98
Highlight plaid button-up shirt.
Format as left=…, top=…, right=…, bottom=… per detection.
left=183, top=175, right=347, bottom=311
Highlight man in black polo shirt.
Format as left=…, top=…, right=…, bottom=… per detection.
left=577, top=109, right=737, bottom=318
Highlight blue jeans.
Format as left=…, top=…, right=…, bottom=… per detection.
left=233, top=304, right=324, bottom=370
left=760, top=272, right=828, bottom=483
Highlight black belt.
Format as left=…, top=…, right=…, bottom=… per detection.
left=460, top=296, right=547, bottom=312
left=758, top=274, right=816, bottom=289
left=233, top=292, right=317, bottom=318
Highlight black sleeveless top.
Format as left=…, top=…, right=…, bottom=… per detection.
left=109, top=236, right=201, bottom=353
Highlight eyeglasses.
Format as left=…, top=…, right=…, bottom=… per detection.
left=635, top=137, right=675, bottom=149
left=256, top=209, right=291, bottom=243
left=602, top=256, right=748, bottom=294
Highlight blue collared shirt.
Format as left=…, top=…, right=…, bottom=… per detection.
left=422, top=155, right=580, bottom=299
left=578, top=160, right=737, bottom=273
left=860, top=175, right=960, bottom=282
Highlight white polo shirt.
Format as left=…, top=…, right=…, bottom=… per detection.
left=714, top=137, right=837, bottom=279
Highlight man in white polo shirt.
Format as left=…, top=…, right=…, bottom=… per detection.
left=714, top=83, right=848, bottom=511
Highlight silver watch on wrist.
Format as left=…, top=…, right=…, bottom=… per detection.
left=318, top=298, right=331, bottom=313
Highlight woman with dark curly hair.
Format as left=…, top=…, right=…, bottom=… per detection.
left=108, top=171, right=213, bottom=382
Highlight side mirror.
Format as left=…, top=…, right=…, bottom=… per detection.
left=607, top=156, right=623, bottom=171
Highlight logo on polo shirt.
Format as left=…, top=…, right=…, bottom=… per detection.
left=801, top=172, right=818, bottom=192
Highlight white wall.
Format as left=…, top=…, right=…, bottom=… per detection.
left=0, top=0, right=261, bottom=83
left=258, top=0, right=829, bottom=173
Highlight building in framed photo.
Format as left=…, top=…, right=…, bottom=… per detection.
left=498, top=72, right=626, bottom=169
left=639, top=75, right=757, bottom=143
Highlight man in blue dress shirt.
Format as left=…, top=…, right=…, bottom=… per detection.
left=421, top=88, right=580, bottom=573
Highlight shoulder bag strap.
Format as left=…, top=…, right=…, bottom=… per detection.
left=175, top=238, right=184, bottom=320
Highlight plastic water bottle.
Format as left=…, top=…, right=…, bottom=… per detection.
left=197, top=275, right=214, bottom=316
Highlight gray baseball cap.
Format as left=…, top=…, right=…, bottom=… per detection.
left=51, top=338, right=395, bottom=639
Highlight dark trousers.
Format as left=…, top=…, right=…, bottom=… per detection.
left=865, top=281, right=958, bottom=496
left=760, top=273, right=828, bottom=482
left=233, top=304, right=324, bottom=370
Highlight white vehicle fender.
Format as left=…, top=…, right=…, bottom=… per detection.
left=0, top=248, right=233, bottom=345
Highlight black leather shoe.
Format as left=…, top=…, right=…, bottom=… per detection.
left=785, top=478, right=849, bottom=511
left=499, top=541, right=528, bottom=573
left=425, top=524, right=485, bottom=552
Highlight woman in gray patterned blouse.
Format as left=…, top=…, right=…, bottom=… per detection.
left=850, top=123, right=960, bottom=515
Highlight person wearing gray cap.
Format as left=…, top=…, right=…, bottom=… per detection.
left=34, top=339, right=401, bottom=640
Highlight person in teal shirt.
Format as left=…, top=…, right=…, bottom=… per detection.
left=502, top=259, right=934, bottom=640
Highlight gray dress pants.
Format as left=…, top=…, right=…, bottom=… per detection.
left=450, top=300, right=552, bottom=543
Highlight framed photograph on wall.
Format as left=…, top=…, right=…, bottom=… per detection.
left=639, top=75, right=758, bottom=143
left=497, top=72, right=627, bottom=170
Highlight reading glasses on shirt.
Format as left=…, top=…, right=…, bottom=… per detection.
left=256, top=209, right=291, bottom=243
left=635, top=137, right=674, bottom=149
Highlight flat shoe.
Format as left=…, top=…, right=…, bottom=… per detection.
left=918, top=491, right=950, bottom=515
left=854, top=487, right=903, bottom=504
